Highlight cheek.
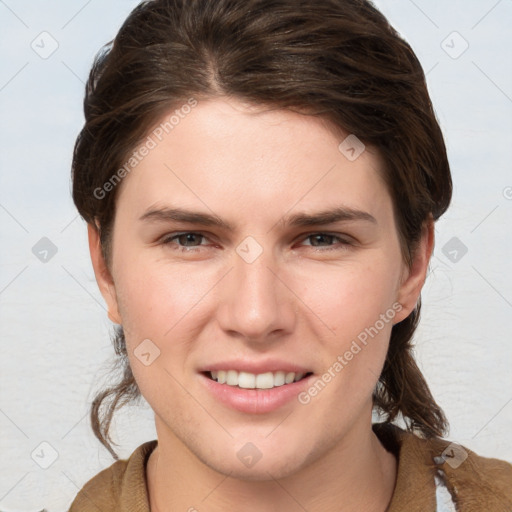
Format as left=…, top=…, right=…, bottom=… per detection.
left=291, top=267, right=399, bottom=426
left=304, top=260, right=400, bottom=336
left=112, top=258, right=205, bottom=397
left=113, top=254, right=207, bottom=337
left=299, top=260, right=400, bottom=393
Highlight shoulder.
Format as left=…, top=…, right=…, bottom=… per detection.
left=68, top=440, right=157, bottom=512
left=68, top=459, right=126, bottom=512
left=430, top=437, right=512, bottom=510
left=374, top=422, right=512, bottom=511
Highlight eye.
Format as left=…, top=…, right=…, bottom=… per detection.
left=161, top=232, right=209, bottom=251
left=299, top=233, right=352, bottom=249
left=158, top=231, right=353, bottom=253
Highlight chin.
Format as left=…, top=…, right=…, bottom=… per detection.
left=208, top=457, right=305, bottom=482
left=193, top=438, right=313, bottom=482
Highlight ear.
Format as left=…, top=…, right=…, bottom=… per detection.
left=393, top=218, right=434, bottom=324
left=88, top=223, right=122, bottom=324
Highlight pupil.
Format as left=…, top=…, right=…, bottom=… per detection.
left=180, top=233, right=200, bottom=246
left=311, top=234, right=332, bottom=246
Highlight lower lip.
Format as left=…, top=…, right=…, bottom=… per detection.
left=199, top=373, right=314, bottom=414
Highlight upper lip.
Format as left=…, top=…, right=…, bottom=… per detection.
left=200, top=360, right=313, bottom=375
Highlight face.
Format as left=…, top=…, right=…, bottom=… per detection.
left=90, top=97, right=429, bottom=480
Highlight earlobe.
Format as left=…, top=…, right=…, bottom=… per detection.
left=394, top=220, right=434, bottom=324
left=87, top=223, right=122, bottom=324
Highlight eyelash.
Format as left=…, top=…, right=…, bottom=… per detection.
left=160, top=232, right=353, bottom=252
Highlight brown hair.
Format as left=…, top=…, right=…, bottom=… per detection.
left=72, top=0, right=451, bottom=459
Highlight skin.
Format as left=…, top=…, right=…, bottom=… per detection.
left=89, top=97, right=434, bottom=512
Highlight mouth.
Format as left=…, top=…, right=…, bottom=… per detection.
left=202, top=370, right=314, bottom=390
left=198, top=360, right=316, bottom=413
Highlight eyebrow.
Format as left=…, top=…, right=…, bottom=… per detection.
left=139, top=205, right=377, bottom=230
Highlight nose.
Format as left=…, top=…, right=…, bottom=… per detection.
left=216, top=247, right=296, bottom=344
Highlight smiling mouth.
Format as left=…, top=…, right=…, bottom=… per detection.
left=203, top=370, right=314, bottom=390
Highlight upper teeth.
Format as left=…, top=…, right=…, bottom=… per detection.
left=210, top=370, right=305, bottom=389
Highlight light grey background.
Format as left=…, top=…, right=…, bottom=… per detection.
left=0, top=0, right=511, bottom=510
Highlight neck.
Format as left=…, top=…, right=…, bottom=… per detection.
left=147, top=417, right=397, bottom=512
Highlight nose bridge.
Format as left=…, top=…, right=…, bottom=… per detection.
left=217, top=243, right=295, bottom=340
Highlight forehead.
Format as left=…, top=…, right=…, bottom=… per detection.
left=115, top=97, right=392, bottom=225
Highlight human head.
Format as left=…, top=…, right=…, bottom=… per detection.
left=72, top=0, right=451, bottom=459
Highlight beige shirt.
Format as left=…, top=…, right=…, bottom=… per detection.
left=69, top=423, right=512, bottom=511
